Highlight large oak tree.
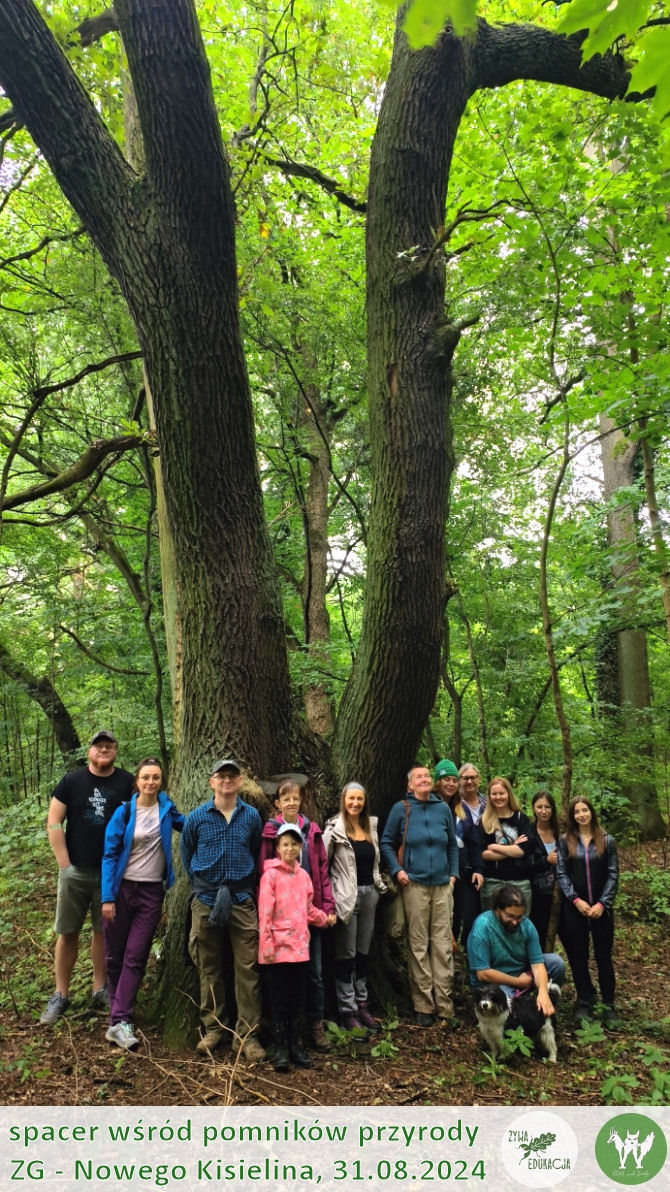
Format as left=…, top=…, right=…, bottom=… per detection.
left=0, top=1, right=635, bottom=824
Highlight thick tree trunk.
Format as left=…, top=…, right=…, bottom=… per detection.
left=332, top=23, right=467, bottom=814
left=599, top=414, right=663, bottom=837
left=331, top=18, right=632, bottom=815
left=0, top=0, right=296, bottom=786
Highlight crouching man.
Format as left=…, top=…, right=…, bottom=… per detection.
left=467, top=884, right=564, bottom=1012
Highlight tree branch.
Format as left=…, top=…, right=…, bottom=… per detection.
left=0, top=228, right=86, bottom=272
left=58, top=624, right=149, bottom=676
left=261, top=152, right=367, bottom=213
left=0, top=0, right=134, bottom=266
left=32, top=351, right=143, bottom=400
left=2, top=434, right=146, bottom=511
left=472, top=21, right=633, bottom=102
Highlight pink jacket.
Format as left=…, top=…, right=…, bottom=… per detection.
left=258, top=814, right=336, bottom=915
left=258, top=858, right=328, bottom=964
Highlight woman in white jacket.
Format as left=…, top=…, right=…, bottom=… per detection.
left=323, top=782, right=386, bottom=1032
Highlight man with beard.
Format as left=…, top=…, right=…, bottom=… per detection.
left=467, top=885, right=564, bottom=1016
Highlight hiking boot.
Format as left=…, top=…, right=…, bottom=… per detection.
left=574, top=1000, right=593, bottom=1026
left=40, top=992, right=70, bottom=1025
left=341, top=1013, right=367, bottom=1033
left=356, top=1002, right=380, bottom=1032
left=288, top=1023, right=311, bottom=1069
left=306, top=1019, right=330, bottom=1050
left=196, top=1030, right=225, bottom=1055
left=272, top=1023, right=290, bottom=1072
left=233, top=1033, right=266, bottom=1063
left=415, top=1011, right=435, bottom=1027
left=92, top=984, right=110, bottom=1009
left=603, top=1004, right=619, bottom=1030
left=105, top=1021, right=139, bottom=1051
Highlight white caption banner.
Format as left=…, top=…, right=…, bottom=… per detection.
left=1, top=1106, right=668, bottom=1191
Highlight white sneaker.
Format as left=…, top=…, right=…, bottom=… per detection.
left=105, top=1021, right=139, bottom=1051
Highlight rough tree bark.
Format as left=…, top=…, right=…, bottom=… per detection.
left=599, top=413, right=663, bottom=837
left=0, top=0, right=296, bottom=791
left=331, top=16, right=634, bottom=815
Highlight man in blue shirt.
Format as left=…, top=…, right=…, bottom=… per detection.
left=181, top=759, right=264, bottom=1060
left=467, top=885, right=564, bottom=1016
left=380, top=763, right=459, bottom=1027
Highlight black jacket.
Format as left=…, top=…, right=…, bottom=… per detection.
left=556, top=834, right=618, bottom=909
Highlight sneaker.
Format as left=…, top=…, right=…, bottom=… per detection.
left=233, top=1034, right=266, bottom=1063
left=92, top=984, right=110, bottom=1009
left=196, top=1030, right=225, bottom=1055
left=415, top=1011, right=435, bottom=1027
left=40, top=993, right=70, bottom=1025
left=105, top=1021, right=139, bottom=1051
left=356, top=1003, right=380, bottom=1032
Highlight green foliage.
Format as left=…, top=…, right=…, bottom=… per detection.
left=619, top=861, right=670, bottom=922
left=601, top=1072, right=641, bottom=1103
left=557, top=0, right=670, bottom=119
left=403, top=0, right=477, bottom=46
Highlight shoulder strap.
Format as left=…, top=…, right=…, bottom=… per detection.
left=397, top=799, right=411, bottom=867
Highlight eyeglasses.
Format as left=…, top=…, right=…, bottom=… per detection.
left=461, top=776, right=478, bottom=782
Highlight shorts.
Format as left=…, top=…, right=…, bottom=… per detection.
left=54, top=865, right=103, bottom=935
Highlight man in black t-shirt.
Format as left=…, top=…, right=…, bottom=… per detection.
left=40, top=731, right=134, bottom=1025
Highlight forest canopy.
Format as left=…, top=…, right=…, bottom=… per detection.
left=0, top=0, right=668, bottom=837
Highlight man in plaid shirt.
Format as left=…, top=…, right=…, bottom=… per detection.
left=181, top=758, right=265, bottom=1061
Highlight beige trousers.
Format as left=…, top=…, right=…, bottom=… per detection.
left=401, top=881, right=454, bottom=1016
left=189, top=896, right=261, bottom=1039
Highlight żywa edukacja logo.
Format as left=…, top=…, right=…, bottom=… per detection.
left=501, top=1111, right=579, bottom=1188
left=595, top=1113, right=667, bottom=1185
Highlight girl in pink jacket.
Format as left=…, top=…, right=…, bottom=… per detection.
left=258, top=823, right=335, bottom=1071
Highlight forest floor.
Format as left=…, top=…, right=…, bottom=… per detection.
left=1, top=799, right=669, bottom=1108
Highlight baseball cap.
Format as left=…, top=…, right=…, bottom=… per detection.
left=209, top=758, right=242, bottom=777
left=90, top=730, right=117, bottom=745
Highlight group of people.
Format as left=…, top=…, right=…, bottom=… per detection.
left=40, top=735, right=619, bottom=1072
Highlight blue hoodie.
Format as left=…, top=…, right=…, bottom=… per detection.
left=380, top=793, right=459, bottom=885
left=101, top=791, right=184, bottom=903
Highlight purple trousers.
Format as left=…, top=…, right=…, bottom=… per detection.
left=103, top=879, right=164, bottom=1024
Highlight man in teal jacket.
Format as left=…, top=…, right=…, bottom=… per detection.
left=380, top=763, right=459, bottom=1026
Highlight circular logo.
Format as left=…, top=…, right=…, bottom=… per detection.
left=501, top=1110, right=578, bottom=1187
left=595, top=1113, right=667, bottom=1184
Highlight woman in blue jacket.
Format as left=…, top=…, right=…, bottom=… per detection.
left=556, top=796, right=619, bottom=1028
left=101, top=757, right=184, bottom=1050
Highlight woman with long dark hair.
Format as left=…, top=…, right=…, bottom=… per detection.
left=529, top=790, right=559, bottom=949
left=101, top=757, right=184, bottom=1049
left=556, top=796, right=618, bottom=1028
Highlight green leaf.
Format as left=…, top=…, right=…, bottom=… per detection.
left=558, top=0, right=650, bottom=56
left=627, top=28, right=670, bottom=120
left=404, top=0, right=477, bottom=49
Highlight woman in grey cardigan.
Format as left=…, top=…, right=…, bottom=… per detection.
left=323, top=783, right=386, bottom=1033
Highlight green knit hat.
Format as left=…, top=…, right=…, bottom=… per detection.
left=433, top=759, right=459, bottom=781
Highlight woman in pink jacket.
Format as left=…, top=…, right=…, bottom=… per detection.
left=258, top=823, right=336, bottom=1071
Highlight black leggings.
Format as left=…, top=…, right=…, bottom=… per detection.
left=558, top=899, right=615, bottom=1005
left=265, top=961, right=307, bottom=1026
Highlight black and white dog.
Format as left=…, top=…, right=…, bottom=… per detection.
left=473, top=982, right=560, bottom=1063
